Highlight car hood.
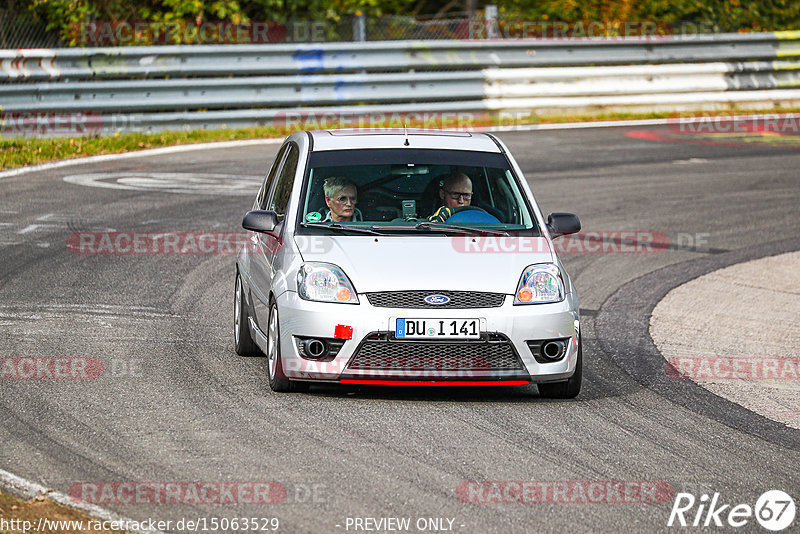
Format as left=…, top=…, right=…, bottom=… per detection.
left=295, top=235, right=554, bottom=293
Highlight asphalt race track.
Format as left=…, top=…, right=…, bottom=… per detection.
left=1, top=125, right=799, bottom=533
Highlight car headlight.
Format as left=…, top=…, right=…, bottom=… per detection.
left=514, top=263, right=565, bottom=304
left=297, top=262, right=359, bottom=304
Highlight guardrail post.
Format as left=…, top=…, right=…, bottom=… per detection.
left=485, top=4, right=498, bottom=40
left=353, top=12, right=366, bottom=42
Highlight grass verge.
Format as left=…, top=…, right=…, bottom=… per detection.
left=0, top=126, right=285, bottom=170
left=0, top=490, right=126, bottom=533
left=3, top=106, right=800, bottom=171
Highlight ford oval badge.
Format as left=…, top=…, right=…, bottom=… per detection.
left=424, top=294, right=450, bottom=305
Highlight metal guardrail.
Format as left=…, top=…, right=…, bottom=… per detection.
left=0, top=71, right=486, bottom=112
left=4, top=62, right=800, bottom=113
left=2, top=32, right=800, bottom=135
left=3, top=33, right=800, bottom=81
left=485, top=61, right=800, bottom=97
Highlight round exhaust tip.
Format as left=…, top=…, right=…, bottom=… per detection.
left=304, top=339, right=327, bottom=359
left=542, top=340, right=566, bottom=360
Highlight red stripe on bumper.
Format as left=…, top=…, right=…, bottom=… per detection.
left=339, top=379, right=530, bottom=386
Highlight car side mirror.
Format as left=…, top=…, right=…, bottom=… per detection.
left=546, top=212, right=581, bottom=238
left=242, top=210, right=279, bottom=234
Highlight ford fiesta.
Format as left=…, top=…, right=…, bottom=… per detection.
left=234, top=129, right=582, bottom=397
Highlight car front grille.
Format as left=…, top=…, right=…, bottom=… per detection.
left=345, top=333, right=524, bottom=371
left=364, top=290, right=505, bottom=309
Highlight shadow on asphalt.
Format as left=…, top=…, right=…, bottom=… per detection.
left=253, top=338, right=637, bottom=403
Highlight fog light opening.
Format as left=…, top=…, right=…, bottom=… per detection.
left=303, top=338, right=327, bottom=359
left=542, top=340, right=566, bottom=361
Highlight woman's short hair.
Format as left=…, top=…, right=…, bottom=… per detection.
left=323, top=176, right=357, bottom=198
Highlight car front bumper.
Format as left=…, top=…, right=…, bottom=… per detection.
left=276, top=290, right=580, bottom=385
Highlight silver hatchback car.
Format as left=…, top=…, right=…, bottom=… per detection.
left=235, top=129, right=582, bottom=397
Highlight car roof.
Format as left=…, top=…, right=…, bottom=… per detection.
left=306, top=129, right=503, bottom=153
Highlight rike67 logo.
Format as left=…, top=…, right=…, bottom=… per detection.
left=668, top=490, right=795, bottom=531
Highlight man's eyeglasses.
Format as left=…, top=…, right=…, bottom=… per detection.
left=443, top=190, right=473, bottom=202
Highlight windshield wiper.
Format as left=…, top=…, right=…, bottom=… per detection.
left=301, top=222, right=382, bottom=235
left=414, top=221, right=509, bottom=236
left=370, top=222, right=508, bottom=236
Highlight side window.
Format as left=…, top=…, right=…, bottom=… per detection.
left=257, top=144, right=288, bottom=209
left=267, top=143, right=299, bottom=219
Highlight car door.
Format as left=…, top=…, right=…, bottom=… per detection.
left=241, top=143, right=286, bottom=274
left=250, top=142, right=299, bottom=329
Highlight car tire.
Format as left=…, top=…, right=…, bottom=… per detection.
left=234, top=272, right=260, bottom=357
left=266, top=300, right=309, bottom=393
left=537, top=337, right=582, bottom=399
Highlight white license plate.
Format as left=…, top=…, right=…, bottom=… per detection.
left=395, top=318, right=480, bottom=339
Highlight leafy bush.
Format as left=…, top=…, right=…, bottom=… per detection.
left=19, top=0, right=800, bottom=46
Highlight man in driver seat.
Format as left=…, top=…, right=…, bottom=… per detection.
left=429, top=172, right=472, bottom=222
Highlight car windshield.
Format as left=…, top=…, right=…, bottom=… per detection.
left=297, top=148, right=539, bottom=234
